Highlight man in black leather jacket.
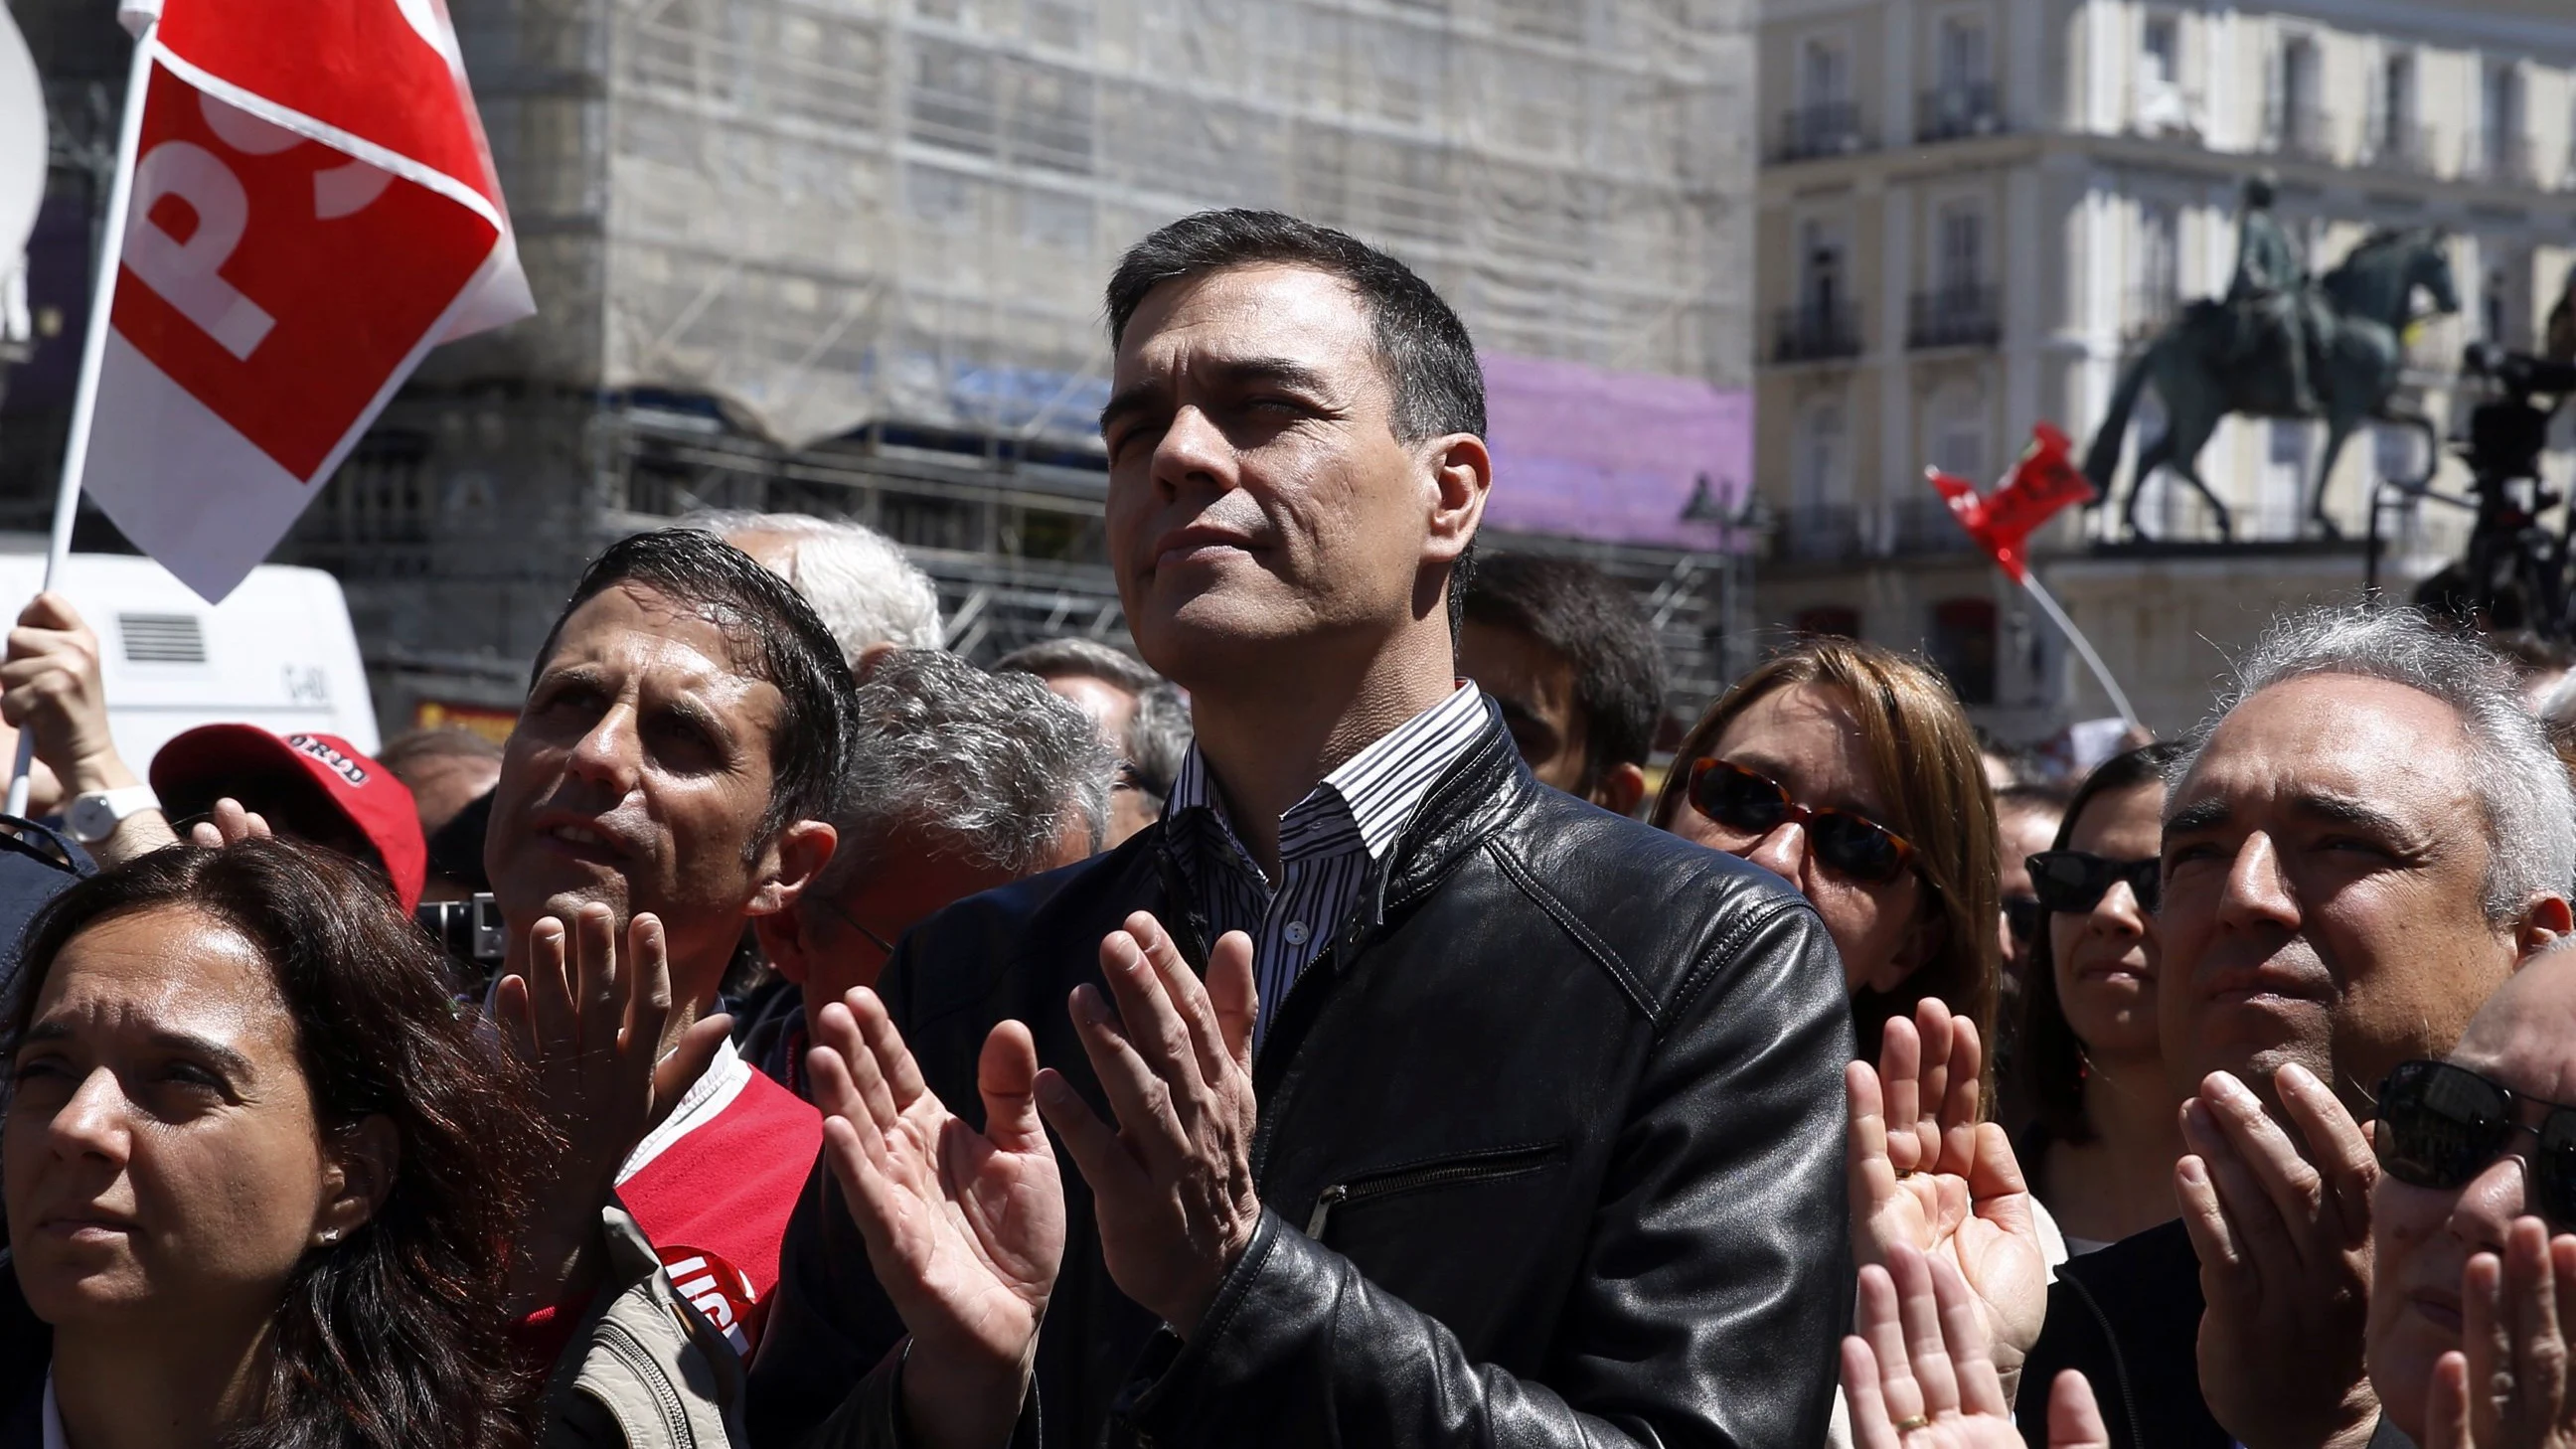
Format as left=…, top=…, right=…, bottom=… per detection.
left=745, top=209, right=1854, bottom=1449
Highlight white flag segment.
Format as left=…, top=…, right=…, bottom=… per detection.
left=77, top=0, right=531, bottom=602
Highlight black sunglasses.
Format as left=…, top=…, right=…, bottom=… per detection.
left=2026, top=850, right=2160, bottom=914
left=1687, top=759, right=1921, bottom=886
left=2375, top=1058, right=2576, bottom=1228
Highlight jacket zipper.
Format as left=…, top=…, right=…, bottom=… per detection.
left=1305, top=1143, right=1563, bottom=1238
left=591, top=1314, right=697, bottom=1448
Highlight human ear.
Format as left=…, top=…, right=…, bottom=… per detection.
left=751, top=907, right=814, bottom=987
left=747, top=820, right=838, bottom=919
left=1420, top=432, right=1492, bottom=567
left=1593, top=763, right=1649, bottom=819
left=313, top=1114, right=400, bottom=1248
left=853, top=641, right=901, bottom=683
left=2511, top=893, right=2574, bottom=961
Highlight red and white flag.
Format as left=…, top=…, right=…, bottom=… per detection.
left=80, top=0, right=531, bottom=601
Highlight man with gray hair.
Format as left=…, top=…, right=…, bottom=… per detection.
left=744, top=649, right=1110, bottom=1096
left=683, top=510, right=946, bottom=664
left=2000, top=605, right=2576, bottom=1449
left=996, top=635, right=1193, bottom=843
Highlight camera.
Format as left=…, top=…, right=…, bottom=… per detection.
left=416, top=892, right=506, bottom=968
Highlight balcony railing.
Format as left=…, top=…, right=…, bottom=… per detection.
left=1907, top=286, right=2002, bottom=350
left=2370, top=120, right=2442, bottom=177
left=1917, top=82, right=2004, bottom=143
left=2468, top=134, right=2538, bottom=188
left=1783, top=505, right=1861, bottom=563
left=2264, top=103, right=2334, bottom=164
left=1773, top=301, right=1864, bottom=364
left=1776, top=101, right=1868, bottom=162
left=1888, top=499, right=1977, bottom=556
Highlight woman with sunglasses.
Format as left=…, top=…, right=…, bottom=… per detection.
left=2365, top=946, right=2576, bottom=1449
left=2011, top=742, right=2188, bottom=1254
left=1650, top=638, right=1998, bottom=1061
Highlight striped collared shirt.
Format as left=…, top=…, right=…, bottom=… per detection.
left=1162, top=683, right=1489, bottom=1041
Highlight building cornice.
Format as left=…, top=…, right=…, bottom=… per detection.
left=1758, top=127, right=2576, bottom=225
left=1759, top=0, right=2576, bottom=53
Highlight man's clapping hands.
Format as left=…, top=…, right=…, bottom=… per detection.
left=496, top=905, right=732, bottom=1311
left=2421, top=1218, right=2576, bottom=1449
left=810, top=911, right=1262, bottom=1449
left=2176, top=1063, right=2380, bottom=1449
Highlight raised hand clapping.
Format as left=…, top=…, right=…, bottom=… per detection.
left=1844, top=1241, right=2108, bottom=1449
left=809, top=989, right=1064, bottom=1449
left=2422, top=1217, right=2576, bottom=1449
left=1848, top=997, right=2050, bottom=1394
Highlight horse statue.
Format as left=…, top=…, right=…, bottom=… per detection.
left=2081, top=225, right=2459, bottom=540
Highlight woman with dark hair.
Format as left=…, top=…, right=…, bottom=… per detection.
left=0, top=840, right=744, bottom=1447
left=0, top=839, right=538, bottom=1446
left=2012, top=741, right=2188, bottom=1253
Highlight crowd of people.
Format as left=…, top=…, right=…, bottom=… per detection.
left=0, top=205, right=2558, bottom=1449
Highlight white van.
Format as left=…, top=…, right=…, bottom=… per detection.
left=0, top=543, right=379, bottom=772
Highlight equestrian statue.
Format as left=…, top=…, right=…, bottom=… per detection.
left=2081, top=173, right=2460, bottom=540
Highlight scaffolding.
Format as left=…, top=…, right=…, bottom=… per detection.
left=11, top=0, right=1757, bottom=724
left=448, top=0, right=1754, bottom=447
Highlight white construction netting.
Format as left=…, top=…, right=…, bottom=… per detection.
left=461, top=0, right=1753, bottom=449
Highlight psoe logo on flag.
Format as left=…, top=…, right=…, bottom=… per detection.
left=78, top=0, right=532, bottom=603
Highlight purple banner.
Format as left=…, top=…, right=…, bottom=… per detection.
left=1478, top=353, right=1752, bottom=552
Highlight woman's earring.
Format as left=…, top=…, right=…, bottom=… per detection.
left=317, top=1228, right=340, bottom=1244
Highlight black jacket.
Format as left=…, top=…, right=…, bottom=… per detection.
left=0, top=1257, right=47, bottom=1446
left=2018, top=1220, right=2228, bottom=1449
left=746, top=709, right=1856, bottom=1449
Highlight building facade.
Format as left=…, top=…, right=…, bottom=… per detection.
left=1753, top=0, right=2576, bottom=737
left=9, top=0, right=1762, bottom=734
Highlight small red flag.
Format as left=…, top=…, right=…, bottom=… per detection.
left=1926, top=423, right=2097, bottom=582
left=80, top=0, right=532, bottom=601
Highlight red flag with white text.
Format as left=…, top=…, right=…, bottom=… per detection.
left=80, top=0, right=531, bottom=600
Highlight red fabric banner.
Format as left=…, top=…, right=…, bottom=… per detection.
left=1926, top=422, right=2098, bottom=582
left=80, top=0, right=531, bottom=601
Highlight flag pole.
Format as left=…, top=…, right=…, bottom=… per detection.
left=2017, top=569, right=2140, bottom=732
left=6, top=11, right=157, bottom=819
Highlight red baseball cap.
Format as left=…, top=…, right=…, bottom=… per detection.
left=149, top=726, right=429, bottom=913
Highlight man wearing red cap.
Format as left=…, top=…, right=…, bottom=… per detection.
left=0, top=591, right=427, bottom=913
left=150, top=725, right=429, bottom=911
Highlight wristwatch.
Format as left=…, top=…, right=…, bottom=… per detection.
left=66, top=785, right=161, bottom=845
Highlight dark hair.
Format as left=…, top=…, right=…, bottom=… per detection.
left=6, top=841, right=541, bottom=1448
left=1105, top=209, right=1486, bottom=629
left=993, top=637, right=1161, bottom=697
left=425, top=789, right=493, bottom=892
left=375, top=726, right=504, bottom=778
left=537, top=529, right=856, bottom=853
left=1996, top=780, right=2074, bottom=820
left=2015, top=741, right=2189, bottom=1148
left=1460, top=554, right=1667, bottom=787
